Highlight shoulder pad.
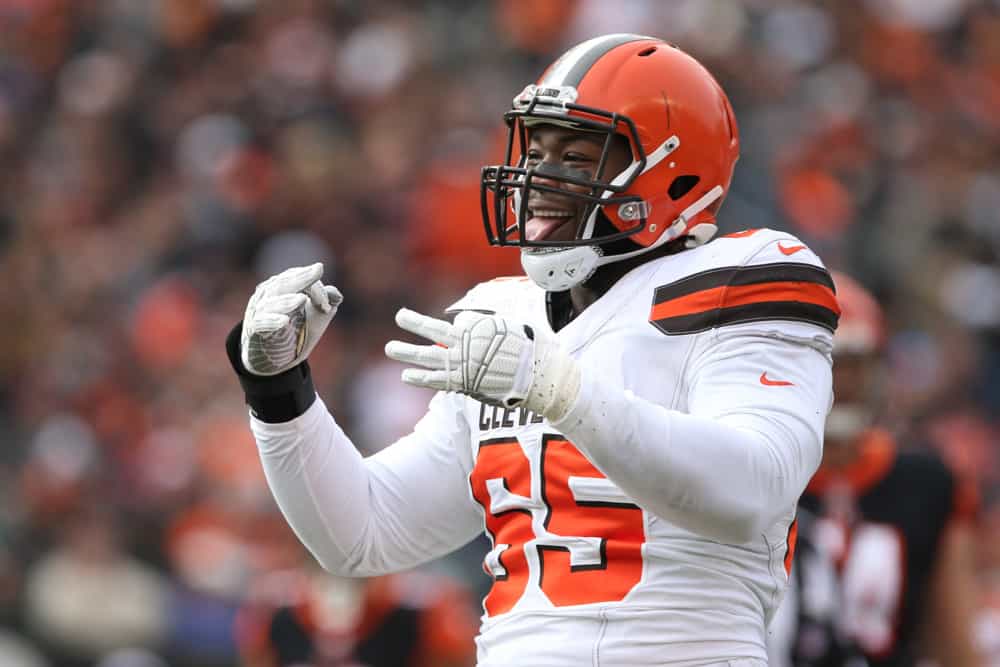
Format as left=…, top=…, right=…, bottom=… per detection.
left=712, top=228, right=825, bottom=267
left=648, top=228, right=839, bottom=336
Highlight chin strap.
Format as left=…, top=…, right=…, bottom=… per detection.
left=665, top=185, right=724, bottom=247
left=589, top=184, right=724, bottom=265
left=521, top=184, right=725, bottom=291
left=521, top=245, right=603, bottom=292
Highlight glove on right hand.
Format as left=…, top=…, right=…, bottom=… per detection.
left=384, top=308, right=581, bottom=422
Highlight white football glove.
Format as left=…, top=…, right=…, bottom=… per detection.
left=384, top=308, right=581, bottom=422
left=241, top=263, right=343, bottom=376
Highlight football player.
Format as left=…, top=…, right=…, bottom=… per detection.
left=767, top=272, right=981, bottom=667
left=227, top=34, right=840, bottom=666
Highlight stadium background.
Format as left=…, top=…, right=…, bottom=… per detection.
left=0, top=0, right=997, bottom=665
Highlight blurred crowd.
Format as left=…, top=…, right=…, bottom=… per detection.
left=0, top=0, right=997, bottom=666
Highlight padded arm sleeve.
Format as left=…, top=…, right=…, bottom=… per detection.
left=551, top=331, right=831, bottom=544
left=250, top=392, right=482, bottom=576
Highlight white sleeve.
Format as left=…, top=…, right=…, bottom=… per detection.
left=250, top=391, right=482, bottom=576
left=551, top=329, right=831, bottom=544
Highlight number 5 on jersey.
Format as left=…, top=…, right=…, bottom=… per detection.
left=469, top=435, right=646, bottom=616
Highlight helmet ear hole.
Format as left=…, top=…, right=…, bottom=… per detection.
left=668, top=175, right=700, bottom=200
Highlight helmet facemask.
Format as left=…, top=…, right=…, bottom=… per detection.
left=481, top=86, right=650, bottom=251
left=481, top=86, right=682, bottom=291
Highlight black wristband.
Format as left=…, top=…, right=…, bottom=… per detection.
left=225, top=322, right=317, bottom=423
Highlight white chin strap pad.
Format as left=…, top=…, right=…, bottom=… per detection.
left=521, top=246, right=601, bottom=291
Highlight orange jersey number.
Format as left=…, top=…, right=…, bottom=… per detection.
left=469, top=435, right=645, bottom=616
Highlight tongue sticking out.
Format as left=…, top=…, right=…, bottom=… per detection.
left=525, top=214, right=574, bottom=242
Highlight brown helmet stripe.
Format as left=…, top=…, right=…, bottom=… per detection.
left=540, top=33, right=652, bottom=88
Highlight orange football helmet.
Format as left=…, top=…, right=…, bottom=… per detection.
left=826, top=271, right=888, bottom=442
left=481, top=34, right=740, bottom=289
left=831, top=270, right=886, bottom=355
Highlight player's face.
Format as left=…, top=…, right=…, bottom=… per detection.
left=523, top=125, right=632, bottom=243
left=831, top=353, right=870, bottom=406
left=824, top=351, right=883, bottom=464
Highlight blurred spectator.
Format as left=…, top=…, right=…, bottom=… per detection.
left=235, top=566, right=478, bottom=667
left=0, top=629, right=49, bottom=667
left=22, top=508, right=169, bottom=667
left=768, top=272, right=982, bottom=666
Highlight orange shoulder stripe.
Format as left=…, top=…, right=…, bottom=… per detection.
left=650, top=281, right=837, bottom=321
left=649, top=262, right=840, bottom=335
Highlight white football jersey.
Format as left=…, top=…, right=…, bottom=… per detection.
left=447, top=228, right=835, bottom=666
left=249, top=228, right=837, bottom=667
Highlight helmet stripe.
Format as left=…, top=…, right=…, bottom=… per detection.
left=541, top=33, right=652, bottom=88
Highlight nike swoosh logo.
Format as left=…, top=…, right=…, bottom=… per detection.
left=760, top=371, right=794, bottom=387
left=723, top=228, right=760, bottom=238
left=777, top=243, right=806, bottom=255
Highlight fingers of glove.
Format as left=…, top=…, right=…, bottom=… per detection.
left=300, top=280, right=329, bottom=314
left=251, top=293, right=308, bottom=328
left=395, top=308, right=459, bottom=347
left=262, top=263, right=326, bottom=299
left=400, top=368, right=456, bottom=392
left=384, top=340, right=449, bottom=370
left=323, top=285, right=344, bottom=311
left=302, top=280, right=343, bottom=315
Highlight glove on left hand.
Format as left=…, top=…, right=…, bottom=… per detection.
left=241, top=263, right=342, bottom=376
left=384, top=308, right=581, bottom=422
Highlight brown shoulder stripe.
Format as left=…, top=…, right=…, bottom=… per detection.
left=649, top=263, right=840, bottom=335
